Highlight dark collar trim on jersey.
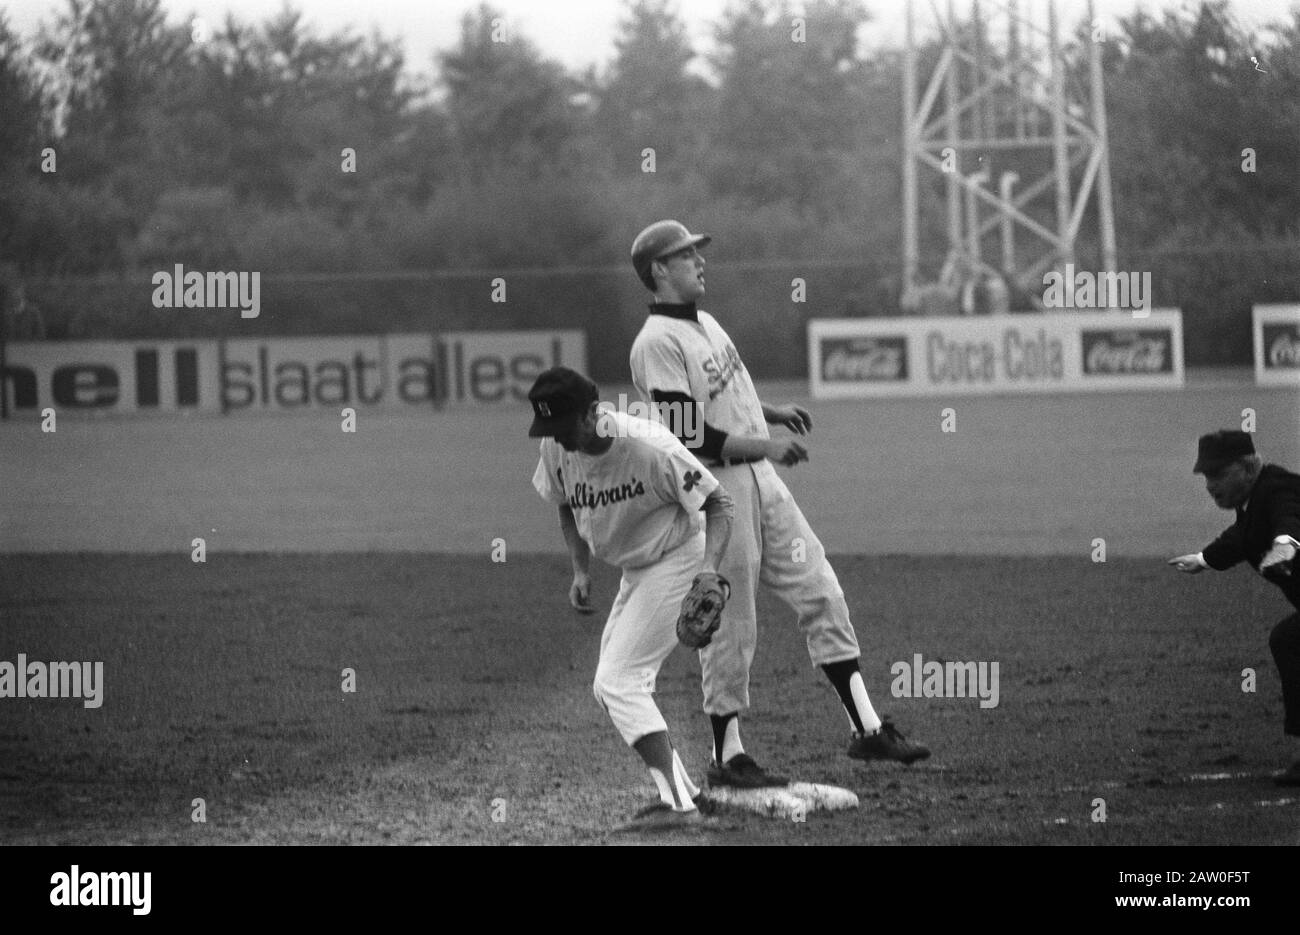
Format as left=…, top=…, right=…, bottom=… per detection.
left=648, top=302, right=698, bottom=322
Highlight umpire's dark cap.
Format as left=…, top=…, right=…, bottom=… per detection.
left=631, top=220, right=712, bottom=289
left=1193, top=429, right=1256, bottom=475
left=527, top=367, right=599, bottom=437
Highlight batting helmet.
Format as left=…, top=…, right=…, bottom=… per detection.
left=631, top=220, right=711, bottom=291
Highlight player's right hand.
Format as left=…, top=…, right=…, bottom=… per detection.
left=765, top=438, right=809, bottom=466
left=1166, top=553, right=1205, bottom=574
left=570, top=573, right=594, bottom=614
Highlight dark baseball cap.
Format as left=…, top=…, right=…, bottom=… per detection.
left=631, top=220, right=711, bottom=289
left=527, top=367, right=598, bottom=437
left=1193, top=429, right=1256, bottom=474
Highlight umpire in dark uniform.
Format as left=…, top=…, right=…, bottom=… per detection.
left=1169, top=430, right=1300, bottom=785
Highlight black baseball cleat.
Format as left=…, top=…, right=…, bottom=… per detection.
left=848, top=718, right=931, bottom=765
left=707, top=753, right=789, bottom=788
left=1274, top=760, right=1300, bottom=787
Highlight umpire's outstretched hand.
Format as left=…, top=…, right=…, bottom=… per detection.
left=1167, top=553, right=1205, bottom=574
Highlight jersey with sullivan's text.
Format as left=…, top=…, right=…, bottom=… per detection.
left=532, top=411, right=719, bottom=569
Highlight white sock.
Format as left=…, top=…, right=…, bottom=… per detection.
left=649, top=754, right=698, bottom=812
left=673, top=750, right=700, bottom=802
left=850, top=671, right=883, bottom=734
left=715, top=717, right=745, bottom=763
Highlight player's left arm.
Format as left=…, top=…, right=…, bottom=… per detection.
left=761, top=400, right=812, bottom=435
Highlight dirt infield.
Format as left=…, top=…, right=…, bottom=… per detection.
left=2, top=552, right=1296, bottom=845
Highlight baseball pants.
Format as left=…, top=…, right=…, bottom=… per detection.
left=700, top=459, right=861, bottom=716
left=593, top=531, right=704, bottom=745
left=1269, top=611, right=1300, bottom=736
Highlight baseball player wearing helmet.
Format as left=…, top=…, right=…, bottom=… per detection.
left=527, top=366, right=736, bottom=828
left=1169, top=430, right=1300, bottom=786
left=627, top=220, right=930, bottom=789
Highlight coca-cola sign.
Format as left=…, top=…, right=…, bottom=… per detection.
left=820, top=337, right=908, bottom=382
left=1081, top=329, right=1172, bottom=375
left=1263, top=324, right=1300, bottom=370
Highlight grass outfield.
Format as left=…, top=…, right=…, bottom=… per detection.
left=2, top=553, right=1296, bottom=845
left=2, top=378, right=1297, bottom=555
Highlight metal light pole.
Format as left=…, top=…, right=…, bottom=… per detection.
left=901, top=0, right=1117, bottom=300
left=1000, top=170, right=1020, bottom=273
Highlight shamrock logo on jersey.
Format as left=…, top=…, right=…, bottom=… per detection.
left=683, top=469, right=702, bottom=492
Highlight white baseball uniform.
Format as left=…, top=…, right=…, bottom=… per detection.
left=532, top=410, right=719, bottom=754
left=630, top=309, right=862, bottom=716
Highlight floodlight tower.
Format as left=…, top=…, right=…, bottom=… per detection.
left=901, top=0, right=1117, bottom=301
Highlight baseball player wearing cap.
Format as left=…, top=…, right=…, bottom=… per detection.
left=526, top=366, right=736, bottom=828
left=1169, top=429, right=1300, bottom=786
left=626, top=220, right=930, bottom=789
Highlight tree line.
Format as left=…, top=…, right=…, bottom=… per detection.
left=0, top=0, right=1296, bottom=309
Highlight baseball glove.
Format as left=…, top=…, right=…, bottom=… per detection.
left=676, top=572, right=731, bottom=649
